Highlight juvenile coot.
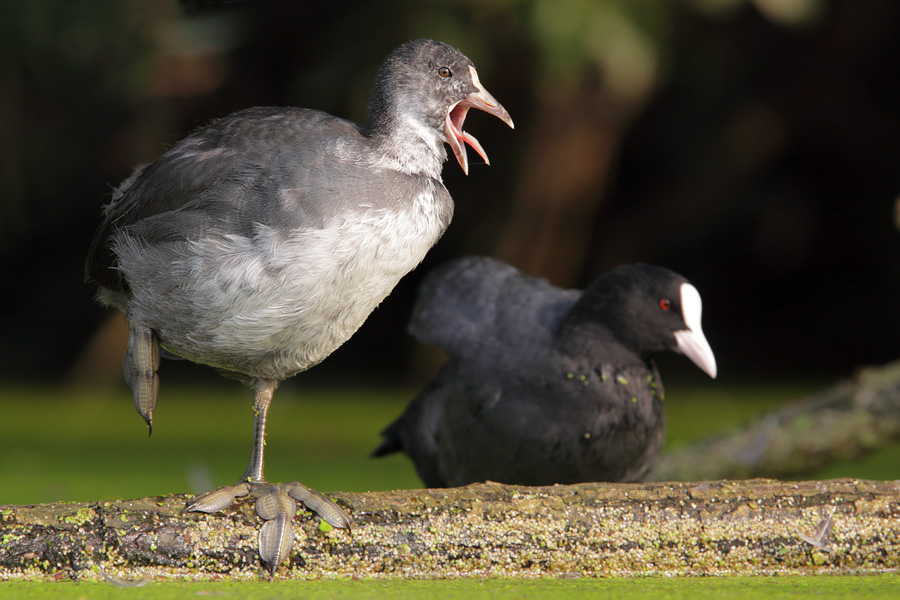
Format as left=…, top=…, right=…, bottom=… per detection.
left=85, top=39, right=513, bottom=572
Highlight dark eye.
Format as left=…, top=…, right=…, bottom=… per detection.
left=438, top=67, right=452, bottom=78
left=659, top=299, right=671, bottom=311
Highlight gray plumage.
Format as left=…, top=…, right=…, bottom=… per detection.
left=373, top=256, right=717, bottom=488
left=86, top=39, right=511, bottom=384
left=84, top=39, right=512, bottom=573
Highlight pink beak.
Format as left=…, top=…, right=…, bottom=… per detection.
left=444, top=66, right=514, bottom=175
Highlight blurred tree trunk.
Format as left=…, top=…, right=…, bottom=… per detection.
left=1, top=478, right=898, bottom=580
left=650, top=360, right=900, bottom=482
left=495, top=79, right=635, bottom=285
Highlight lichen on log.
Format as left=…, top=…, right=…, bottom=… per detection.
left=1, top=478, right=898, bottom=580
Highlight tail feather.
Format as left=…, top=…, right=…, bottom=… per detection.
left=370, top=425, right=402, bottom=458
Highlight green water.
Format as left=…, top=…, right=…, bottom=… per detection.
left=2, top=574, right=898, bottom=599
left=1, top=381, right=898, bottom=506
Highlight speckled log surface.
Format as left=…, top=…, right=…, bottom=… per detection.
left=1, top=478, right=898, bottom=581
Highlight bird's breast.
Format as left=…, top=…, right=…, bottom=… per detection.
left=117, top=187, right=453, bottom=380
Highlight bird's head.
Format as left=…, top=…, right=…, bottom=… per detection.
left=564, top=264, right=717, bottom=379
left=367, top=38, right=514, bottom=175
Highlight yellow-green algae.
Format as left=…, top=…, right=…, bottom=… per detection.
left=1, top=479, right=898, bottom=581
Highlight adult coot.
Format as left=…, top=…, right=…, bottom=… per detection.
left=373, top=256, right=716, bottom=487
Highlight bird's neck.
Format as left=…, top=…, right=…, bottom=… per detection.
left=366, top=113, right=448, bottom=179
left=557, top=320, right=644, bottom=368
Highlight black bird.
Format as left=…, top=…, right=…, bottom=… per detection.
left=373, top=256, right=716, bottom=487
left=85, top=39, right=512, bottom=572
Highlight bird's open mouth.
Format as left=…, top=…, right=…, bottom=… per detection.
left=444, top=66, right=514, bottom=175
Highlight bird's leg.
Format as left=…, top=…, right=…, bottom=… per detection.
left=183, top=379, right=276, bottom=513
left=241, top=379, right=277, bottom=484
left=122, top=324, right=159, bottom=435
left=185, top=379, right=351, bottom=574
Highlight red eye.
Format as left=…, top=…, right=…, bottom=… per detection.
left=659, top=299, right=671, bottom=311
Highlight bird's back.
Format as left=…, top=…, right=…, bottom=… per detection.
left=408, top=256, right=579, bottom=369
left=87, top=107, right=381, bottom=288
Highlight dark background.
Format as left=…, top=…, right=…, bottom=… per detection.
left=2, top=0, right=899, bottom=393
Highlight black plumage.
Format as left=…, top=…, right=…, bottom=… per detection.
left=373, top=256, right=717, bottom=487
left=84, top=39, right=512, bottom=572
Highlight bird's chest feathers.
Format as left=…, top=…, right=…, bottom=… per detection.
left=559, top=363, right=665, bottom=432
left=290, top=190, right=451, bottom=312
left=208, top=189, right=449, bottom=367
left=123, top=187, right=451, bottom=378
left=550, top=362, right=666, bottom=481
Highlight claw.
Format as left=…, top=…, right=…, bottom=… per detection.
left=284, top=481, right=352, bottom=530
left=184, top=482, right=250, bottom=514
left=123, top=325, right=160, bottom=435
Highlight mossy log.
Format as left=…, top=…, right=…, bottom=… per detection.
left=650, top=360, right=900, bottom=482
left=1, top=478, right=898, bottom=581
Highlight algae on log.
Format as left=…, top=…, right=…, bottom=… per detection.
left=650, top=360, right=900, bottom=482
left=1, top=478, right=898, bottom=580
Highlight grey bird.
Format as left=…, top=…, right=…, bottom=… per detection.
left=372, top=256, right=716, bottom=488
left=85, top=39, right=513, bottom=573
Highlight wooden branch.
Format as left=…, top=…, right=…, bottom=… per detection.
left=650, top=360, right=900, bottom=482
left=2, top=478, right=898, bottom=580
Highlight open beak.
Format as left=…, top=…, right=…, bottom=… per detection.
left=445, top=65, right=514, bottom=175
left=673, top=283, right=717, bottom=379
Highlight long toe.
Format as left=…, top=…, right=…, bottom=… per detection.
left=254, top=485, right=298, bottom=573
left=283, top=481, right=352, bottom=530
left=184, top=482, right=251, bottom=514
left=259, top=518, right=295, bottom=575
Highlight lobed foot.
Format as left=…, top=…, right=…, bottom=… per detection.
left=123, top=324, right=160, bottom=435
left=185, top=480, right=351, bottom=574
